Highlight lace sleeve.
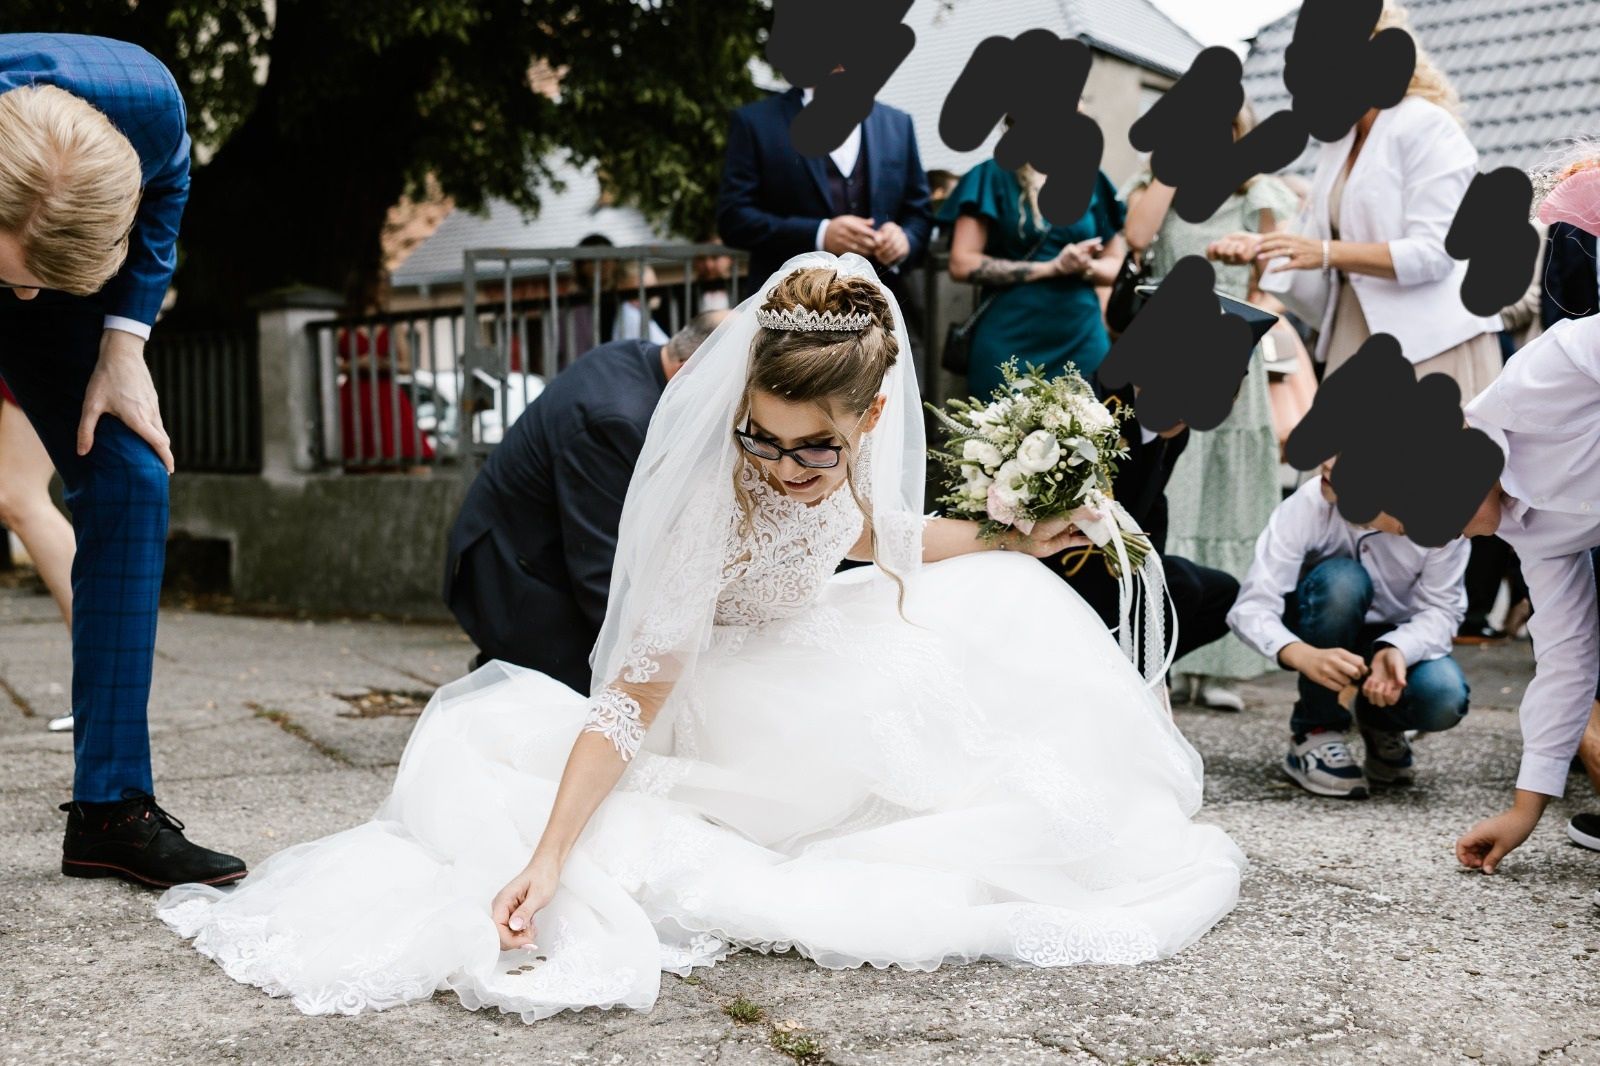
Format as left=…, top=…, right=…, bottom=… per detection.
left=581, top=483, right=733, bottom=761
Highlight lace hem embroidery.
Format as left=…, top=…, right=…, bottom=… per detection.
left=583, top=687, right=645, bottom=761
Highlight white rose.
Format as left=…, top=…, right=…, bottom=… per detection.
left=962, top=438, right=1004, bottom=472
left=1042, top=407, right=1070, bottom=433
left=1072, top=395, right=1115, bottom=434
left=1015, top=430, right=1062, bottom=474
left=993, top=459, right=1034, bottom=502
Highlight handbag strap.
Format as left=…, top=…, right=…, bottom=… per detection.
left=953, top=229, right=1056, bottom=335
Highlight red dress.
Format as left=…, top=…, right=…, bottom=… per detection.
left=336, top=327, right=434, bottom=466
left=0, top=376, right=15, bottom=406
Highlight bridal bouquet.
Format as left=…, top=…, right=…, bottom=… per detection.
left=928, top=360, right=1152, bottom=578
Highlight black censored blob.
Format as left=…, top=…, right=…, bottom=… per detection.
left=1447, top=168, right=1540, bottom=317
left=1096, top=256, right=1256, bottom=434
left=1282, top=0, right=1416, bottom=142
left=766, top=0, right=917, bottom=156
left=1130, top=47, right=1309, bottom=224
left=939, top=30, right=1101, bottom=226
left=1285, top=336, right=1505, bottom=548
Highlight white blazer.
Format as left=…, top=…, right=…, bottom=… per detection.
left=1261, top=96, right=1500, bottom=364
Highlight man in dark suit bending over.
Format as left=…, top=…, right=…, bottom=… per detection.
left=445, top=311, right=730, bottom=691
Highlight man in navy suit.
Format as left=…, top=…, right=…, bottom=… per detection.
left=0, top=33, right=245, bottom=888
left=716, top=83, right=932, bottom=318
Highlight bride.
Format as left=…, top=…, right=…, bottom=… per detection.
left=158, top=254, right=1244, bottom=1020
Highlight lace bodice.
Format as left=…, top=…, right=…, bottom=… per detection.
left=582, top=461, right=866, bottom=761
left=715, top=463, right=864, bottom=627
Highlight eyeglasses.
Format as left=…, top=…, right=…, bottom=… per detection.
left=734, top=427, right=845, bottom=469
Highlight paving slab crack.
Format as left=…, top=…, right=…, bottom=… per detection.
left=244, top=700, right=354, bottom=766
left=0, top=673, right=37, bottom=718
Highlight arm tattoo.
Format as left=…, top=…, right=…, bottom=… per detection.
left=969, top=256, right=1040, bottom=287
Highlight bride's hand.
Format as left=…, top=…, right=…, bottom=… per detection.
left=491, top=858, right=561, bottom=950
left=1004, top=517, right=1092, bottom=558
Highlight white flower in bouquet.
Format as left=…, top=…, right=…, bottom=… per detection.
left=1015, top=430, right=1062, bottom=474
left=992, top=459, right=1033, bottom=504
left=962, top=465, right=994, bottom=503
left=1070, top=394, right=1116, bottom=434
left=962, top=438, right=1004, bottom=472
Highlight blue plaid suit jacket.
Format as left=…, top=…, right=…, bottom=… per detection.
left=0, top=33, right=190, bottom=327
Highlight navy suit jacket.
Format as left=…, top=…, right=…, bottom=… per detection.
left=717, top=87, right=931, bottom=293
left=0, top=33, right=190, bottom=327
left=444, top=339, right=667, bottom=692
left=1542, top=221, right=1598, bottom=329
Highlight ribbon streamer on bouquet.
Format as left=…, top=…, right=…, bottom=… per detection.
left=1075, top=496, right=1180, bottom=690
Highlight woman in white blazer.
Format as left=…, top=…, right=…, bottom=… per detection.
left=1210, top=3, right=1502, bottom=401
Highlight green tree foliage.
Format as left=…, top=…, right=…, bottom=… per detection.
left=12, top=0, right=768, bottom=320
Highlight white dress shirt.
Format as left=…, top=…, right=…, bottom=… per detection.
left=801, top=87, right=863, bottom=251
left=103, top=315, right=151, bottom=340
left=1260, top=96, right=1500, bottom=364
left=1466, top=314, right=1600, bottom=796
left=1228, top=477, right=1468, bottom=668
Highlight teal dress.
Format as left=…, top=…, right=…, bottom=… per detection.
left=939, top=161, right=1125, bottom=397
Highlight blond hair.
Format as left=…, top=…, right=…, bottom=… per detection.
left=1376, top=2, right=1463, bottom=119
left=0, top=85, right=142, bottom=294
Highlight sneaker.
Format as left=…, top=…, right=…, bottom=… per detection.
left=60, top=790, right=247, bottom=889
left=1360, top=726, right=1416, bottom=785
left=1568, top=813, right=1600, bottom=852
left=46, top=714, right=73, bottom=733
left=1195, top=679, right=1245, bottom=713
left=1284, top=730, right=1369, bottom=798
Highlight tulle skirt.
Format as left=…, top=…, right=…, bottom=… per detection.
left=157, top=552, right=1244, bottom=1021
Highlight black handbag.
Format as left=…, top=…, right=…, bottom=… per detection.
left=1105, top=237, right=1156, bottom=338
left=941, top=231, right=1052, bottom=377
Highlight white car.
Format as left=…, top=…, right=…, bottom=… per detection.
left=407, top=368, right=546, bottom=458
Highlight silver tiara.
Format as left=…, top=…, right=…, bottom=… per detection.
left=755, top=305, right=873, bottom=332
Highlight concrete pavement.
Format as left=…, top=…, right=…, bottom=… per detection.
left=1, top=580, right=1597, bottom=1066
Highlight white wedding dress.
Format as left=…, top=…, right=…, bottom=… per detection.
left=157, top=462, right=1245, bottom=1021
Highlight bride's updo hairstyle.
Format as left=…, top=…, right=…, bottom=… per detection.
left=748, top=267, right=899, bottom=414
left=736, top=266, right=905, bottom=590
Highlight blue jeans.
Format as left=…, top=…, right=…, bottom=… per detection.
left=1284, top=558, right=1470, bottom=736
left=0, top=290, right=165, bottom=803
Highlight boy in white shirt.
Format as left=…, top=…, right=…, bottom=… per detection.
left=1229, top=466, right=1471, bottom=798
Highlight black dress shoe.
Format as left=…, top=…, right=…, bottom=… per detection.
left=1453, top=622, right=1506, bottom=646
left=59, top=790, right=247, bottom=889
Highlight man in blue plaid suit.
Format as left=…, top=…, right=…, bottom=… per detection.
left=0, top=33, right=245, bottom=888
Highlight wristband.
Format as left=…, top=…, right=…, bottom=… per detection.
left=1321, top=240, right=1331, bottom=271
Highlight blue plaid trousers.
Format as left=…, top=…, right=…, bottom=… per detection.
left=0, top=291, right=164, bottom=803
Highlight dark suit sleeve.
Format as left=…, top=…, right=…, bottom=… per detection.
left=552, top=417, right=647, bottom=629
left=716, top=107, right=826, bottom=259
left=895, top=113, right=933, bottom=268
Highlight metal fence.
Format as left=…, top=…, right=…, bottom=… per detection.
left=306, top=243, right=960, bottom=474
left=459, top=243, right=748, bottom=465
left=146, top=327, right=261, bottom=473
left=306, top=307, right=472, bottom=471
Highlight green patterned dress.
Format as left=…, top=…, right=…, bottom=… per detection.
left=1130, top=173, right=1301, bottom=682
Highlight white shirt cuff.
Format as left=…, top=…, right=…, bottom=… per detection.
left=103, top=316, right=152, bottom=341
left=1516, top=752, right=1573, bottom=798
left=815, top=219, right=830, bottom=252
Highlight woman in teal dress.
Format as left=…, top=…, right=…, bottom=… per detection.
left=942, top=160, right=1127, bottom=397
